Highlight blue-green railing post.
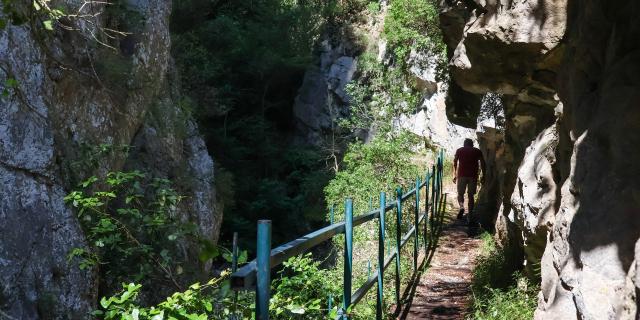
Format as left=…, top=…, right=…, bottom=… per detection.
left=424, top=172, right=430, bottom=255
left=343, top=199, right=354, bottom=319
left=437, top=151, right=444, bottom=215
left=256, top=220, right=272, bottom=320
left=430, top=165, right=436, bottom=234
left=376, top=192, right=386, bottom=320
left=414, top=177, right=420, bottom=271
left=394, top=187, right=402, bottom=306
left=328, top=294, right=333, bottom=316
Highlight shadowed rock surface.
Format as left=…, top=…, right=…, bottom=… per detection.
left=0, top=1, right=220, bottom=318
left=440, top=0, right=640, bottom=318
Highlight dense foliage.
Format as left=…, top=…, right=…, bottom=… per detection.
left=470, top=233, right=538, bottom=320
left=65, top=171, right=198, bottom=294
left=384, top=0, right=445, bottom=64
left=478, top=93, right=505, bottom=130
left=325, top=130, right=423, bottom=219
left=341, top=53, right=420, bottom=132
left=96, top=254, right=341, bottom=320
left=169, top=0, right=377, bottom=249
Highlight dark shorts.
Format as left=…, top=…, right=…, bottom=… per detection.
left=457, top=177, right=478, bottom=195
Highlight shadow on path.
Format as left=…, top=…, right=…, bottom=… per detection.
left=397, top=199, right=483, bottom=320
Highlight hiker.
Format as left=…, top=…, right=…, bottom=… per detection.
left=453, top=138, right=486, bottom=220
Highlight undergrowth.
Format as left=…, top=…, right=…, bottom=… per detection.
left=469, top=233, right=538, bottom=320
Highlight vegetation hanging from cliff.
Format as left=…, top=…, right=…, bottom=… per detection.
left=65, top=171, right=196, bottom=293
left=341, top=0, right=446, bottom=135
left=384, top=0, right=445, bottom=64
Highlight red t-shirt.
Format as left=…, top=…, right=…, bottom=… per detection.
left=454, top=147, right=483, bottom=178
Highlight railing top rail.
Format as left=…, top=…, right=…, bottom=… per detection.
left=230, top=174, right=432, bottom=290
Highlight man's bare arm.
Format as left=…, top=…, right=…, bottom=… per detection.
left=453, top=151, right=459, bottom=182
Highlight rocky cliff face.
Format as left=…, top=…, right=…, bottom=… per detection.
left=293, top=6, right=477, bottom=155
left=398, top=51, right=477, bottom=155
left=0, top=1, right=220, bottom=318
left=440, top=0, right=640, bottom=318
left=293, top=39, right=359, bottom=145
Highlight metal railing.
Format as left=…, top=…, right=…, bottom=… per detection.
left=230, top=150, right=447, bottom=319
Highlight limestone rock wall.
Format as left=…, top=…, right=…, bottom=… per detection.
left=395, top=83, right=477, bottom=155
left=0, top=1, right=220, bottom=318
left=475, top=125, right=504, bottom=231
left=293, top=6, right=477, bottom=154
left=293, top=39, right=358, bottom=145
left=440, top=0, right=640, bottom=318
left=537, top=1, right=640, bottom=318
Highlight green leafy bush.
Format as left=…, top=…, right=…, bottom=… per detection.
left=96, top=254, right=341, bottom=319
left=384, top=0, right=444, bottom=61
left=470, top=233, right=539, bottom=320
left=65, top=171, right=195, bottom=290
left=271, top=254, right=341, bottom=318
left=325, top=130, right=422, bottom=219
left=96, top=271, right=254, bottom=320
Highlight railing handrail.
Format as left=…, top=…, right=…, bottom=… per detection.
left=230, top=180, right=429, bottom=289
left=230, top=150, right=446, bottom=319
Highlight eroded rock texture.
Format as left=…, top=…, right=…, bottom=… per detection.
left=0, top=1, right=220, bottom=318
left=293, top=39, right=359, bottom=145
left=293, top=7, right=477, bottom=154
left=537, top=1, right=640, bottom=318
left=440, top=0, right=640, bottom=318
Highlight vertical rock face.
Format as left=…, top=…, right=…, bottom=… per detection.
left=293, top=40, right=359, bottom=145
left=396, top=82, right=477, bottom=155
left=509, top=123, right=561, bottom=276
left=537, top=1, right=640, bottom=318
left=440, top=0, right=640, bottom=318
left=0, top=0, right=220, bottom=318
left=475, top=125, right=504, bottom=230
left=293, top=9, right=478, bottom=154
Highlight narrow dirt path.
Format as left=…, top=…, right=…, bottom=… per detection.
left=402, top=196, right=483, bottom=319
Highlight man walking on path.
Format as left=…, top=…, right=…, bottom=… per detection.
left=453, top=138, right=486, bottom=221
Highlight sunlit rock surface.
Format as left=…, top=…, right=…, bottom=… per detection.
left=395, top=83, right=477, bottom=155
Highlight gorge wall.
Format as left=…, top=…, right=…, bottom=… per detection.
left=293, top=4, right=477, bottom=156
left=0, top=1, right=220, bottom=318
left=440, top=0, right=640, bottom=318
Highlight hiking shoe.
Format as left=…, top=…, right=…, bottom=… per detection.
left=457, top=208, right=464, bottom=219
